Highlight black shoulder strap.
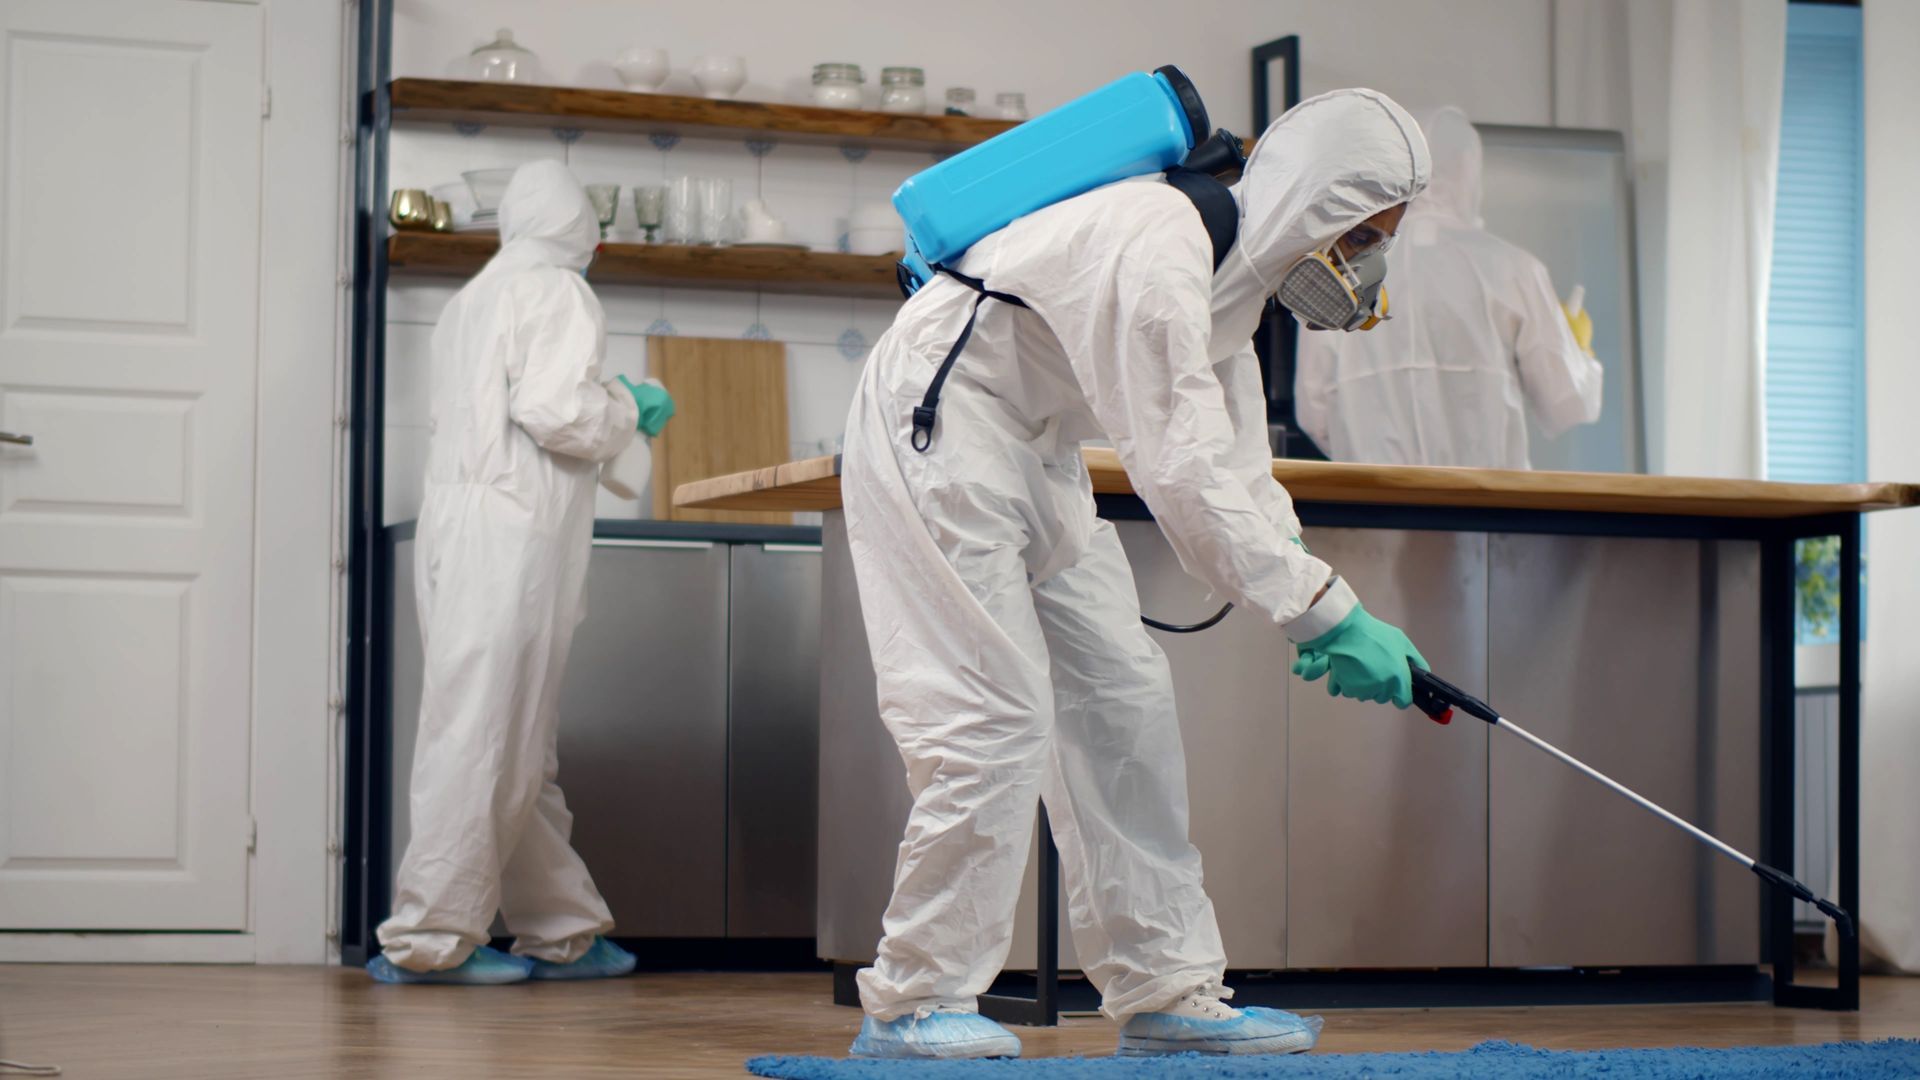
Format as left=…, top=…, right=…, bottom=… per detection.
left=908, top=264, right=1027, bottom=452
left=1162, top=165, right=1239, bottom=271
left=906, top=173, right=1238, bottom=453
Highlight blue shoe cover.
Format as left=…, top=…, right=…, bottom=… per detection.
left=849, top=1009, right=1022, bottom=1060
left=529, top=936, right=637, bottom=981
left=1118, top=1004, right=1324, bottom=1056
left=365, top=944, right=532, bottom=985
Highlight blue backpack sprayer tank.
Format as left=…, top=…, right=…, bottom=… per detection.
left=892, top=65, right=1245, bottom=297
left=887, top=65, right=1245, bottom=453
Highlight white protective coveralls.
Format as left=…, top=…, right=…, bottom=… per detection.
left=842, top=89, right=1430, bottom=1020
left=378, top=160, right=639, bottom=971
left=1294, top=106, right=1602, bottom=468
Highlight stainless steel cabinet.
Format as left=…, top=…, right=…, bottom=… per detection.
left=560, top=539, right=731, bottom=937
left=1116, top=520, right=1293, bottom=969
left=815, top=514, right=906, bottom=964
left=1487, top=535, right=1760, bottom=967
left=816, top=515, right=1767, bottom=975
left=388, top=536, right=732, bottom=938
left=728, top=542, right=824, bottom=937
left=1285, top=528, right=1490, bottom=969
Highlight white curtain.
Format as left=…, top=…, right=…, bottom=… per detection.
left=1859, top=0, right=1920, bottom=976
left=1553, top=0, right=1785, bottom=479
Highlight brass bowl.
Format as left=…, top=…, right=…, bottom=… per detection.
left=389, top=188, right=433, bottom=229
left=429, top=199, right=454, bottom=232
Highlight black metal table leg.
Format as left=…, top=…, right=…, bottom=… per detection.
left=979, top=807, right=1061, bottom=1027
left=1766, top=515, right=1861, bottom=1012
left=1833, top=513, right=1862, bottom=1010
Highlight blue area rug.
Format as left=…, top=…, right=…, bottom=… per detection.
left=746, top=1039, right=1920, bottom=1078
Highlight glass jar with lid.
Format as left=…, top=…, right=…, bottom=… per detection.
left=465, top=28, right=543, bottom=84
left=944, top=87, right=976, bottom=116
left=879, top=67, right=927, bottom=115
left=812, top=63, right=866, bottom=109
left=994, top=92, right=1028, bottom=120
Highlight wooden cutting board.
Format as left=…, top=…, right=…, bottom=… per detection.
left=647, top=336, right=791, bottom=525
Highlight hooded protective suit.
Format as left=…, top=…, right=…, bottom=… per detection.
left=841, top=89, right=1430, bottom=1021
left=1294, top=106, right=1602, bottom=468
left=378, top=160, right=639, bottom=971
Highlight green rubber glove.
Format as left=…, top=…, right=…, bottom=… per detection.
left=1290, top=603, right=1429, bottom=709
left=618, top=375, right=676, bottom=437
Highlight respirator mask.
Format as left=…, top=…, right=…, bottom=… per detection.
left=1275, top=223, right=1396, bottom=332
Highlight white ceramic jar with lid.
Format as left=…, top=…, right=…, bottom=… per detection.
left=812, top=63, right=865, bottom=109
left=879, top=67, right=927, bottom=114
left=466, top=28, right=543, bottom=83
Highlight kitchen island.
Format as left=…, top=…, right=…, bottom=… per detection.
left=677, top=451, right=1917, bottom=1018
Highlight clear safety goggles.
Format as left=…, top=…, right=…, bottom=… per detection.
left=1338, top=221, right=1397, bottom=260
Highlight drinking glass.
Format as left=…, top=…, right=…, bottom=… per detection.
left=697, top=177, right=733, bottom=245
left=663, top=176, right=700, bottom=244
left=585, top=184, right=620, bottom=238
left=632, top=185, right=665, bottom=243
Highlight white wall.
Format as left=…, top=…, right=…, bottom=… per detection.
left=243, top=0, right=348, bottom=963
left=1859, top=0, right=1920, bottom=975
left=382, top=0, right=1560, bottom=522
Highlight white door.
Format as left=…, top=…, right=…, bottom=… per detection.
left=0, top=0, right=262, bottom=929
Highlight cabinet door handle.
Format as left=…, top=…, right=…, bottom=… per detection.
left=0, top=431, right=32, bottom=446
left=762, top=543, right=822, bottom=554
left=592, top=538, right=716, bottom=550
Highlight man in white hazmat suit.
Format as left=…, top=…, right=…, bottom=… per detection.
left=1295, top=105, right=1602, bottom=468
left=840, top=89, right=1432, bottom=1059
left=369, top=160, right=674, bottom=985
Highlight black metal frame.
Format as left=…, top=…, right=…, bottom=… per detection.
left=1250, top=35, right=1301, bottom=132
left=341, top=0, right=394, bottom=968
left=1249, top=36, right=1320, bottom=458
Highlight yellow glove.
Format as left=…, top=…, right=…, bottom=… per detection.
left=1561, top=301, right=1594, bottom=356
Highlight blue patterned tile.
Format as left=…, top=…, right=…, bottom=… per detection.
left=837, top=327, right=868, bottom=360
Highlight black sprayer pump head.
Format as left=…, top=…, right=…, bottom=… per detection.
left=1183, top=128, right=1247, bottom=181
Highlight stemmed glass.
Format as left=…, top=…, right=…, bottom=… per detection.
left=632, top=185, right=665, bottom=244
left=585, top=184, right=620, bottom=239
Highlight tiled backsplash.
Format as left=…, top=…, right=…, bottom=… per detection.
left=384, top=125, right=909, bottom=523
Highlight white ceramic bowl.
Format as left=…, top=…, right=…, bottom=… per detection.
left=461, top=168, right=518, bottom=213
left=691, top=55, right=746, bottom=99
left=614, top=47, right=670, bottom=91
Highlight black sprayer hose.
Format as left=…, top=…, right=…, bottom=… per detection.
left=1141, top=603, right=1234, bottom=634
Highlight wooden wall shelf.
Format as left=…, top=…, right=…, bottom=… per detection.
left=386, top=232, right=903, bottom=299
left=388, top=78, right=1018, bottom=153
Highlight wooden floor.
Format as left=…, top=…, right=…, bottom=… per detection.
left=0, top=966, right=1914, bottom=1078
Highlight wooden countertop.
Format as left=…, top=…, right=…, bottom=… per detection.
left=674, top=448, right=1920, bottom=519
